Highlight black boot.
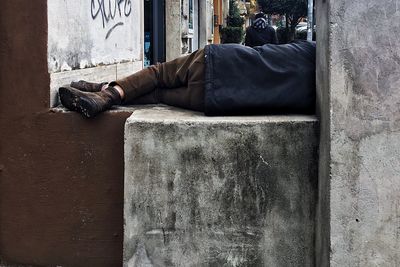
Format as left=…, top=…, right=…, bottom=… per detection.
left=59, top=86, right=121, bottom=118
left=70, top=80, right=108, bottom=92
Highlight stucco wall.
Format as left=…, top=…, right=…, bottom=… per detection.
left=48, top=0, right=143, bottom=106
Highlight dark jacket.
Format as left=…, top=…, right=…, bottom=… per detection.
left=245, top=26, right=278, bottom=47
left=204, top=40, right=316, bottom=116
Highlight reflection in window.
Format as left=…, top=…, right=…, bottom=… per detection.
left=189, top=0, right=194, bottom=31
left=144, top=0, right=153, bottom=67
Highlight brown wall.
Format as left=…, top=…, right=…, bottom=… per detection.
left=0, top=1, right=130, bottom=266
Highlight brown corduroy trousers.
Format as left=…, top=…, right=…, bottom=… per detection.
left=114, top=48, right=205, bottom=112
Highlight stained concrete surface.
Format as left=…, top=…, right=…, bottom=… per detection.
left=124, top=107, right=318, bottom=266
left=316, top=0, right=400, bottom=266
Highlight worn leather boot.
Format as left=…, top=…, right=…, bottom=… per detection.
left=70, top=80, right=108, bottom=92
left=59, top=86, right=121, bottom=118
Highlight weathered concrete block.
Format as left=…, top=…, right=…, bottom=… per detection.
left=124, top=107, right=318, bottom=267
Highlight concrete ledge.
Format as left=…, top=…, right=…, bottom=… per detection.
left=124, top=107, right=318, bottom=267
left=50, top=105, right=155, bottom=114
left=49, top=61, right=142, bottom=107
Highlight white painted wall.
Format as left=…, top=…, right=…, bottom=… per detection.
left=48, top=0, right=143, bottom=106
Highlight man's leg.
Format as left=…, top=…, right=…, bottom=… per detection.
left=157, top=49, right=205, bottom=111
left=59, top=49, right=205, bottom=117
left=114, top=48, right=205, bottom=104
left=157, top=85, right=204, bottom=111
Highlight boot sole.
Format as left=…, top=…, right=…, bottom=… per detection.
left=59, top=87, right=97, bottom=118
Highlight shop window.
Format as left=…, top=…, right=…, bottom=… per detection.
left=189, top=0, right=194, bottom=33
left=144, top=0, right=166, bottom=67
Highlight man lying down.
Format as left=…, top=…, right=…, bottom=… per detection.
left=59, top=40, right=316, bottom=117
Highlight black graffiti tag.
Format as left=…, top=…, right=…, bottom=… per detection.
left=91, top=0, right=132, bottom=38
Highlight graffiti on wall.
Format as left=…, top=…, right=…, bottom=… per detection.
left=90, top=0, right=132, bottom=39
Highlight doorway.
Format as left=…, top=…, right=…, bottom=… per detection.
left=144, top=0, right=166, bottom=67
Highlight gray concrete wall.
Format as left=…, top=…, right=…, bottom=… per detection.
left=316, top=0, right=400, bottom=266
left=165, top=0, right=182, bottom=61
left=47, top=0, right=143, bottom=106
left=199, top=0, right=209, bottom=47
left=124, top=107, right=318, bottom=267
left=315, top=0, right=330, bottom=266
